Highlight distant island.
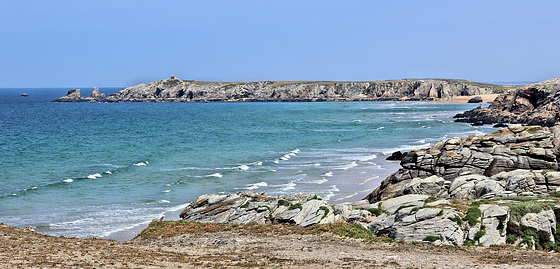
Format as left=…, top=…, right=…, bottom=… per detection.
left=53, top=77, right=512, bottom=103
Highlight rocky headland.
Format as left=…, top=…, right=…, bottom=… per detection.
left=53, top=77, right=508, bottom=102
left=454, top=78, right=560, bottom=126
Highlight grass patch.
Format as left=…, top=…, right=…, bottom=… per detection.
left=463, top=207, right=482, bottom=226
left=288, top=203, right=303, bottom=211
left=541, top=169, right=558, bottom=175
left=240, top=202, right=250, bottom=208
left=448, top=215, right=463, bottom=226
left=367, top=208, right=382, bottom=216
left=277, top=199, right=289, bottom=207
left=316, top=206, right=330, bottom=220
left=506, top=202, right=556, bottom=221
left=409, top=206, right=424, bottom=214
left=474, top=230, right=485, bottom=242
left=423, top=236, right=442, bottom=242
left=469, top=200, right=490, bottom=207
left=424, top=196, right=438, bottom=203
left=395, top=204, right=415, bottom=213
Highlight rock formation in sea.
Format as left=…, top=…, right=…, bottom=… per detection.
left=53, top=87, right=106, bottom=102
left=54, top=76, right=508, bottom=102
left=454, top=78, right=560, bottom=126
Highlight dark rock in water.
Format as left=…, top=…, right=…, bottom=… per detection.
left=386, top=151, right=407, bottom=161
left=454, top=78, right=560, bottom=127
left=365, top=125, right=560, bottom=202
left=21, top=93, right=29, bottom=97
left=53, top=88, right=107, bottom=102
left=467, top=96, right=483, bottom=103
left=493, top=123, right=508, bottom=128
left=471, top=122, right=485, bottom=126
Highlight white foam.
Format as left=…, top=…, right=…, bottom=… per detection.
left=414, top=139, right=426, bottom=144
left=308, top=178, right=328, bottom=184
left=291, top=149, right=300, bottom=154
left=312, top=163, right=321, bottom=166
left=158, top=200, right=170, bottom=204
left=335, top=161, right=358, bottom=170
left=376, top=126, right=385, bottom=130
left=352, top=120, right=362, bottom=122
left=205, top=173, right=223, bottom=178
left=87, top=173, right=102, bottom=179
left=273, top=160, right=280, bottom=164
left=279, top=181, right=296, bottom=191
left=162, top=190, right=170, bottom=193
left=104, top=171, right=112, bottom=174
left=246, top=182, right=268, bottom=190
left=31, top=186, right=38, bottom=189
left=62, top=178, right=74, bottom=183
left=134, top=162, right=147, bottom=166
left=323, top=171, right=333, bottom=177
left=237, top=165, right=250, bottom=170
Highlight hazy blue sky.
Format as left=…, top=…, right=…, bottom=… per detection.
left=1, top=0, right=559, bottom=87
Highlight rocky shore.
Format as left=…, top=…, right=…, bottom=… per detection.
left=177, top=125, right=560, bottom=250
left=454, top=78, right=560, bottom=126
left=53, top=77, right=507, bottom=102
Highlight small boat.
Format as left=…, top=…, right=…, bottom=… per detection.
left=21, top=93, right=29, bottom=97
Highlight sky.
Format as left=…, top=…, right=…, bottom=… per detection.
left=0, top=0, right=559, bottom=88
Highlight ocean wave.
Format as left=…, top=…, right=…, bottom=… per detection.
left=87, top=173, right=102, bottom=179
left=134, top=161, right=149, bottom=166
left=205, top=173, right=223, bottom=178
left=62, top=178, right=73, bottom=183
left=323, top=171, right=333, bottom=177
left=246, top=182, right=268, bottom=190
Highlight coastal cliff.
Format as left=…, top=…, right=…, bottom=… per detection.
left=454, top=78, right=560, bottom=126
left=54, top=78, right=507, bottom=102
left=53, top=87, right=106, bottom=102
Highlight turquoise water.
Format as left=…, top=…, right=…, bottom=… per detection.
left=0, top=88, right=494, bottom=238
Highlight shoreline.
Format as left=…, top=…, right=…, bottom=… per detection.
left=432, top=94, right=499, bottom=104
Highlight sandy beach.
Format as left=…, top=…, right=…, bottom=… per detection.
left=435, top=94, right=500, bottom=104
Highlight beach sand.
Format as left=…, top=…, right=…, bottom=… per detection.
left=435, top=94, right=500, bottom=104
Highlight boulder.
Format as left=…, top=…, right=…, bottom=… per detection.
left=467, top=96, right=483, bottom=103
left=180, top=192, right=335, bottom=227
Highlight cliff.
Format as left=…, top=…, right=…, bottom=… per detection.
left=54, top=78, right=507, bottom=102
left=454, top=78, right=560, bottom=126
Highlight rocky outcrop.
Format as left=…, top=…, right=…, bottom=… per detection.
left=455, top=78, right=560, bottom=126
left=53, top=87, right=106, bottom=102
left=179, top=192, right=337, bottom=226
left=54, top=77, right=506, bottom=102
left=365, top=125, right=560, bottom=202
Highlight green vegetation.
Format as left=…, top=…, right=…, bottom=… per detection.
left=474, top=230, right=485, bottom=242
left=437, top=209, right=444, bottom=216
left=463, top=207, right=482, bottom=226
left=506, top=201, right=556, bottom=221
left=162, top=79, right=182, bottom=87
left=367, top=208, right=382, bottom=216
left=506, top=234, right=518, bottom=244
left=541, top=169, right=558, bottom=175
left=316, top=206, right=330, bottom=220
left=448, top=215, right=463, bottom=226
left=277, top=199, right=289, bottom=207
left=288, top=203, right=303, bottom=211
left=423, top=236, right=442, bottom=242
left=409, top=206, right=424, bottom=214
left=395, top=204, right=415, bottom=213
left=258, top=205, right=271, bottom=212
left=424, top=196, right=438, bottom=203
left=240, top=202, right=250, bottom=208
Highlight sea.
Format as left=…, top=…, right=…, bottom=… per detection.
left=0, top=87, right=495, bottom=240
